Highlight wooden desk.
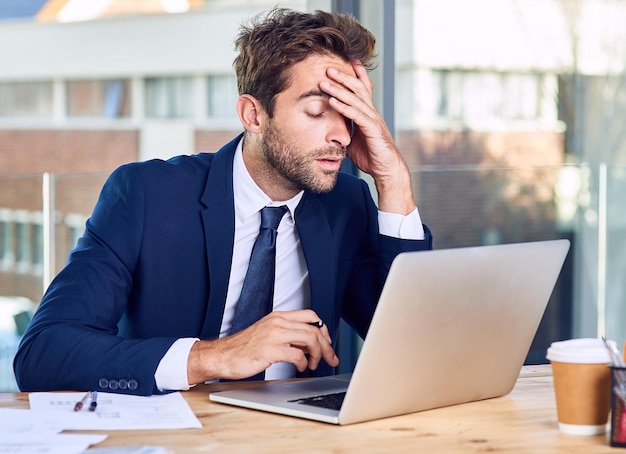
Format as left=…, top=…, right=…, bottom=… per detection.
left=0, top=365, right=618, bottom=453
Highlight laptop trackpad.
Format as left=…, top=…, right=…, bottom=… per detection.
left=231, top=374, right=351, bottom=403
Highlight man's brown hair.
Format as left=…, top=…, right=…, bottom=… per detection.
left=234, top=8, right=376, bottom=117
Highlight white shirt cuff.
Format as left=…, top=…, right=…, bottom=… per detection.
left=378, top=207, right=425, bottom=240
left=155, top=338, right=199, bottom=391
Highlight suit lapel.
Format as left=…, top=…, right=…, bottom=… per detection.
left=296, top=194, right=337, bottom=336
left=199, top=136, right=239, bottom=339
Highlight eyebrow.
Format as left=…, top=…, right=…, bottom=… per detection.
left=297, top=89, right=330, bottom=101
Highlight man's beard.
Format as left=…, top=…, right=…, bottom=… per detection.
left=261, top=120, right=346, bottom=194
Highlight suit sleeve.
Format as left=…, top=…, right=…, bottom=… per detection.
left=339, top=179, right=433, bottom=340
left=13, top=164, right=177, bottom=396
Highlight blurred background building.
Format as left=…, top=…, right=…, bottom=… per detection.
left=1, top=0, right=626, bottom=391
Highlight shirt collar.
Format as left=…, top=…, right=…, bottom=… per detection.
left=233, top=137, right=303, bottom=224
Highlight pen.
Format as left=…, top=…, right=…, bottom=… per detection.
left=73, top=391, right=91, bottom=411
left=308, top=320, right=324, bottom=328
left=89, top=390, right=98, bottom=411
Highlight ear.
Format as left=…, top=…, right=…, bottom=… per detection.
left=236, top=94, right=265, bottom=134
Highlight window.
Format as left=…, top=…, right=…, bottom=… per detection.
left=30, top=222, right=43, bottom=274
left=144, top=76, right=193, bottom=118
left=0, top=81, right=53, bottom=118
left=67, top=79, right=131, bottom=118
left=0, top=209, right=43, bottom=275
left=0, top=210, right=15, bottom=271
left=207, top=75, right=239, bottom=121
left=65, top=213, right=87, bottom=250
left=15, top=220, right=31, bottom=274
left=436, top=70, right=547, bottom=124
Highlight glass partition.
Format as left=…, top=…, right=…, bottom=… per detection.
left=1, top=163, right=625, bottom=390
left=0, top=173, right=107, bottom=391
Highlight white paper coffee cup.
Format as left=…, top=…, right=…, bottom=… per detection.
left=546, top=338, right=613, bottom=435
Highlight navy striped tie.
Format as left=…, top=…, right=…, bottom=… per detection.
left=231, top=206, right=288, bottom=334
left=230, top=206, right=288, bottom=381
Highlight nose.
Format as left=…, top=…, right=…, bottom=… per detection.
left=327, top=112, right=352, bottom=149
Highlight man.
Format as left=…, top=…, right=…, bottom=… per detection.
left=14, top=8, right=432, bottom=395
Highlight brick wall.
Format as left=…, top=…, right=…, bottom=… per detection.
left=195, top=129, right=241, bottom=153
left=0, top=129, right=139, bottom=174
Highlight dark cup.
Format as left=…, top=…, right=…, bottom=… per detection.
left=610, top=367, right=626, bottom=447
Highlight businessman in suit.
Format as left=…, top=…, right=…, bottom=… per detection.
left=14, top=8, right=433, bottom=395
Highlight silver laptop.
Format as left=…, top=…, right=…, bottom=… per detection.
left=209, top=239, right=570, bottom=425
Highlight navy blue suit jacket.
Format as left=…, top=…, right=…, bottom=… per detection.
left=14, top=134, right=433, bottom=395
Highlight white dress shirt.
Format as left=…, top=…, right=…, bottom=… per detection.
left=155, top=140, right=425, bottom=390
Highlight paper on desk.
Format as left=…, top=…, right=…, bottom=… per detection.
left=0, top=408, right=64, bottom=434
left=0, top=408, right=106, bottom=452
left=28, top=391, right=202, bottom=430
left=0, top=432, right=107, bottom=454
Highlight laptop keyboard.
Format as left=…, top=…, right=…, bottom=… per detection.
left=288, top=391, right=346, bottom=411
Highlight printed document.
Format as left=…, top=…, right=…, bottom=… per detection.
left=28, top=391, right=202, bottom=430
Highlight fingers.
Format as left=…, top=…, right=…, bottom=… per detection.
left=320, top=64, right=388, bottom=152
left=275, top=309, right=332, bottom=343
left=268, top=311, right=338, bottom=371
left=286, top=322, right=339, bottom=371
left=351, top=60, right=373, bottom=88
left=320, top=80, right=372, bottom=126
left=321, top=63, right=374, bottom=114
left=217, top=310, right=338, bottom=379
left=327, top=61, right=373, bottom=97
left=270, top=311, right=339, bottom=371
